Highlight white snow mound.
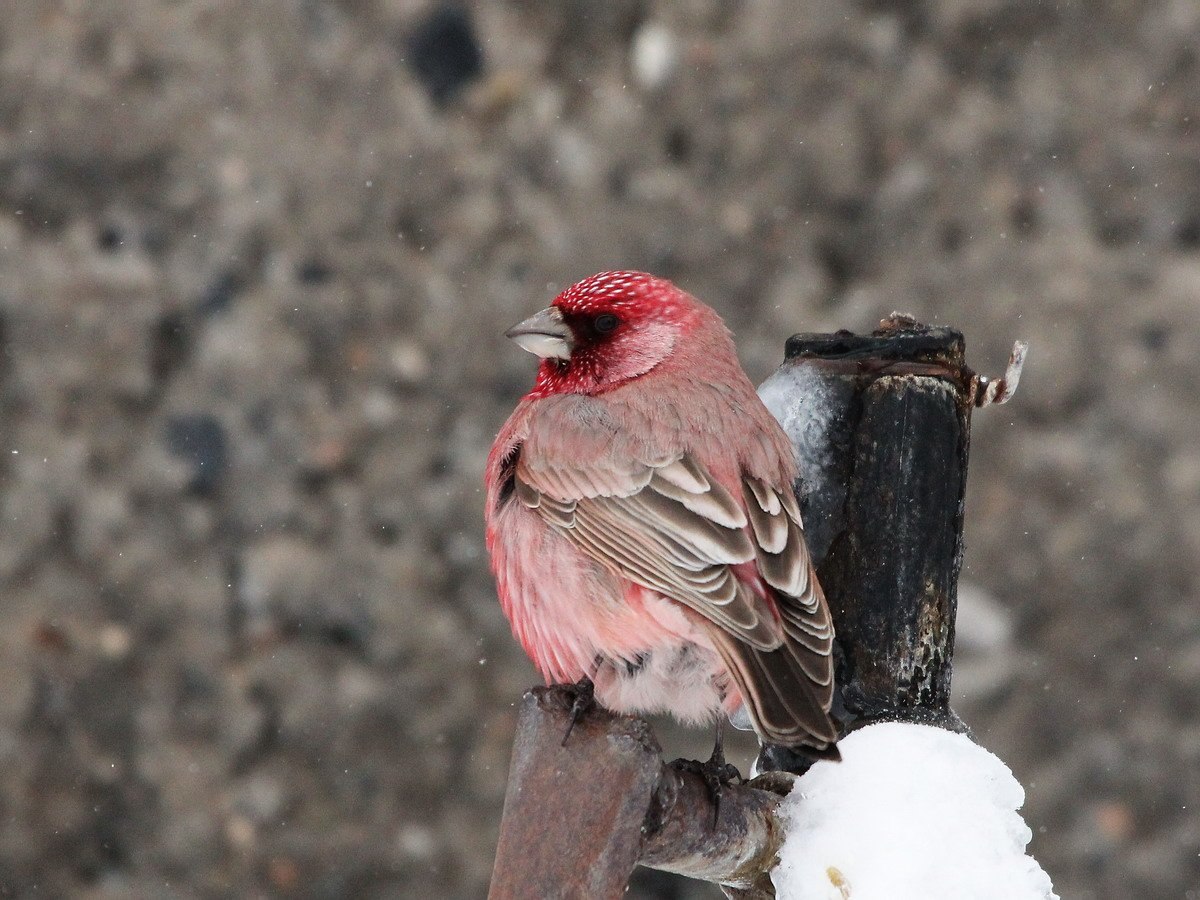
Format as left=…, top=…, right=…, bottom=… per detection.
left=772, top=722, right=1058, bottom=900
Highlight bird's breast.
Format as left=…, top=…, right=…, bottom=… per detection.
left=488, top=498, right=724, bottom=690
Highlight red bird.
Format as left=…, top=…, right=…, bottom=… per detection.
left=485, top=271, right=838, bottom=759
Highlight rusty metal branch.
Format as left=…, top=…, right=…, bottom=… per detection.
left=641, top=758, right=787, bottom=891
left=489, top=686, right=788, bottom=900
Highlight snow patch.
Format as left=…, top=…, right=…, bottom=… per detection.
left=772, top=722, right=1057, bottom=900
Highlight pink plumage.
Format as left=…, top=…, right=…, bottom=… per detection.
left=485, top=271, right=838, bottom=754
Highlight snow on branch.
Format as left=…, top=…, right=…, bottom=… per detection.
left=773, top=723, right=1057, bottom=900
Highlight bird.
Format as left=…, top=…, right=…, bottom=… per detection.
left=484, top=271, right=839, bottom=768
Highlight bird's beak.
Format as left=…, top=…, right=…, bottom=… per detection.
left=504, top=306, right=574, bottom=360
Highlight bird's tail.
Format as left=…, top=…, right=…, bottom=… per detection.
left=709, top=628, right=841, bottom=760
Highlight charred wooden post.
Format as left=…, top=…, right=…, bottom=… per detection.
left=488, top=318, right=1025, bottom=895
left=756, top=318, right=1024, bottom=772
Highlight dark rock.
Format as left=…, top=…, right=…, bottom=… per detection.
left=405, top=7, right=484, bottom=105
left=96, top=223, right=123, bottom=252
left=149, top=312, right=191, bottom=385
left=296, top=258, right=333, bottom=285
left=164, top=415, right=228, bottom=493
left=197, top=271, right=240, bottom=316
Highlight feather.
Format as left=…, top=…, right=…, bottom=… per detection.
left=707, top=626, right=838, bottom=749
left=515, top=452, right=782, bottom=651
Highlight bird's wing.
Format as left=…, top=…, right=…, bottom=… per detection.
left=717, top=475, right=837, bottom=748
left=514, top=450, right=838, bottom=749
left=514, top=452, right=783, bottom=650
left=741, top=475, right=835, bottom=672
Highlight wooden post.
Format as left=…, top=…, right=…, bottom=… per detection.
left=488, top=318, right=1025, bottom=895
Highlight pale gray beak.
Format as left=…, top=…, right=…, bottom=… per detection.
left=504, top=306, right=574, bottom=360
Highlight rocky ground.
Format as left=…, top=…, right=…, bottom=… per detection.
left=1, top=1, right=1198, bottom=897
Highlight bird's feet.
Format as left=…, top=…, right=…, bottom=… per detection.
left=670, top=732, right=742, bottom=828
left=559, top=675, right=595, bottom=746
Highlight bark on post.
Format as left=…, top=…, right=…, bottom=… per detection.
left=488, top=318, right=1024, bottom=895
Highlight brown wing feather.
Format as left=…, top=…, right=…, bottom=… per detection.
left=516, top=455, right=781, bottom=649
left=517, top=452, right=837, bottom=751
left=743, top=476, right=835, bottom=665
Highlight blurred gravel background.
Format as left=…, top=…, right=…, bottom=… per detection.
left=1, top=1, right=1198, bottom=897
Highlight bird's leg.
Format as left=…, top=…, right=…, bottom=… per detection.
left=704, top=718, right=742, bottom=825
left=559, top=675, right=595, bottom=746
left=669, top=719, right=742, bottom=828
left=708, top=718, right=741, bottom=784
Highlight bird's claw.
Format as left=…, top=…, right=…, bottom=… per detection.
left=559, top=675, right=595, bottom=746
left=670, top=744, right=742, bottom=829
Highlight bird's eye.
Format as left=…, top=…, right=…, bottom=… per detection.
left=593, top=313, right=620, bottom=334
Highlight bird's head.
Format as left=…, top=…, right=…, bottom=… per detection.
left=506, top=271, right=720, bottom=397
